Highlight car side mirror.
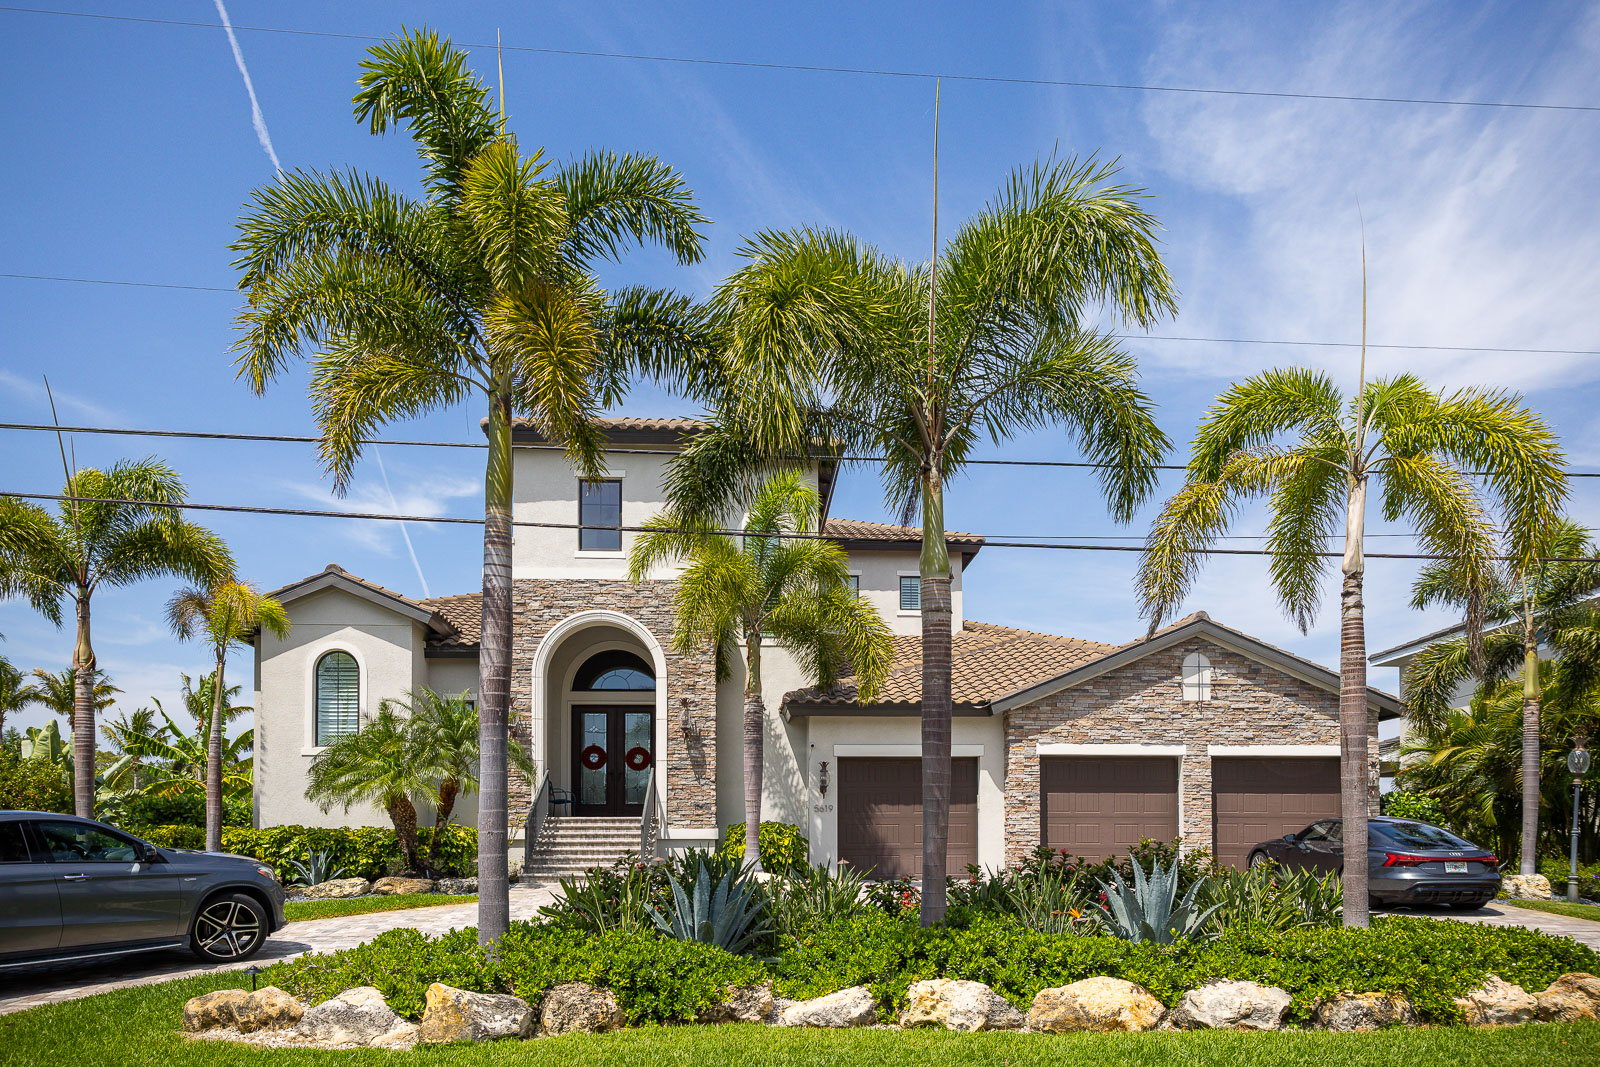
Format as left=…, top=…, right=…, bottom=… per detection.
left=1282, top=833, right=1297, bottom=843
left=140, top=843, right=165, bottom=864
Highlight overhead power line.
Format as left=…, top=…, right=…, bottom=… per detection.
left=5, top=271, right=1600, bottom=359
left=8, top=421, right=1600, bottom=478
left=3, top=6, right=1598, bottom=114
left=9, top=490, right=1600, bottom=563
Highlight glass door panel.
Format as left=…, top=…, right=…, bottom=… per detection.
left=577, top=711, right=609, bottom=807
left=622, top=711, right=652, bottom=807
left=572, top=706, right=654, bottom=815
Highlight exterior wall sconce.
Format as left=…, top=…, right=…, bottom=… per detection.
left=818, top=760, right=830, bottom=797
left=678, top=696, right=692, bottom=734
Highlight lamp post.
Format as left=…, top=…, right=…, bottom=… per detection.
left=1569, top=744, right=1591, bottom=904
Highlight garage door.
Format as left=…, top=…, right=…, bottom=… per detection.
left=1041, top=757, right=1178, bottom=860
left=837, top=757, right=978, bottom=879
left=1212, top=757, right=1340, bottom=869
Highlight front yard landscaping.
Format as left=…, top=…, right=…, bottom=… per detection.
left=1505, top=899, right=1600, bottom=924
left=283, top=893, right=477, bottom=923
left=2, top=973, right=1598, bottom=1066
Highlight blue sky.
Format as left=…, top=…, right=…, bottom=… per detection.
left=3, top=1, right=1599, bottom=735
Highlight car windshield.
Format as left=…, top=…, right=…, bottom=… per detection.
left=1372, top=820, right=1476, bottom=851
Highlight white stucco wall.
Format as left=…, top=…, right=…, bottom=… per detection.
left=847, top=550, right=965, bottom=635
left=255, top=586, right=429, bottom=828
left=799, top=714, right=1008, bottom=872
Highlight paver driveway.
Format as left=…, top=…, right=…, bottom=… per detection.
left=1391, top=899, right=1600, bottom=949
left=0, top=882, right=558, bottom=1016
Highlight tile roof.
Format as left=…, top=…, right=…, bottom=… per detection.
left=418, top=592, right=482, bottom=648
left=508, top=416, right=708, bottom=434
left=822, top=517, right=985, bottom=548
left=785, top=620, right=1116, bottom=709
left=269, top=564, right=464, bottom=643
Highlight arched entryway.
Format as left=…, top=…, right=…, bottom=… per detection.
left=570, top=649, right=656, bottom=815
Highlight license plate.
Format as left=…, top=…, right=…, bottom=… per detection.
left=1445, top=862, right=1469, bottom=873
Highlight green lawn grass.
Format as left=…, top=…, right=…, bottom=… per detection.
left=283, top=893, right=476, bottom=923
left=1503, top=898, right=1600, bottom=923
left=2, top=972, right=1597, bottom=1067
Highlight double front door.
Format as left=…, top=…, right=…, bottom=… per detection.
left=572, top=706, right=654, bottom=815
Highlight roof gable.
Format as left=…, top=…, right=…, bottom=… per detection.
left=267, top=564, right=460, bottom=640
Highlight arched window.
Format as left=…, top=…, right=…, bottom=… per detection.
left=573, top=649, right=655, bottom=691
left=1181, top=652, right=1212, bottom=702
left=315, top=650, right=360, bottom=745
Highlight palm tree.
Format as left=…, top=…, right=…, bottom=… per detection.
left=231, top=28, right=708, bottom=942
left=29, top=666, right=119, bottom=730
left=167, top=581, right=289, bottom=851
left=0, top=460, right=233, bottom=816
left=1137, top=368, right=1565, bottom=926
left=0, top=656, right=42, bottom=738
left=661, top=157, right=1174, bottom=919
left=1405, top=521, right=1600, bottom=873
left=629, top=474, right=894, bottom=869
left=120, top=681, right=255, bottom=802
left=101, top=706, right=161, bottom=791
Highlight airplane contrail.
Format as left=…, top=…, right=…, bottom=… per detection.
left=212, top=0, right=282, bottom=174
left=374, top=448, right=432, bottom=599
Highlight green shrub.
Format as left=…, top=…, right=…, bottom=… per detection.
left=718, top=821, right=809, bottom=873
left=209, top=824, right=476, bottom=880
left=265, top=927, right=498, bottom=1017
left=120, top=791, right=250, bottom=830
left=138, top=824, right=205, bottom=850
left=0, top=751, right=70, bottom=813
left=769, top=864, right=876, bottom=936
left=1380, top=789, right=1450, bottom=828
left=1203, top=864, right=1342, bottom=932
left=540, top=859, right=671, bottom=934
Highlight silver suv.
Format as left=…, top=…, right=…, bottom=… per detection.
left=0, top=811, right=286, bottom=967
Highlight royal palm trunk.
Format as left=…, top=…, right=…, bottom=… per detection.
left=1520, top=600, right=1541, bottom=875
left=1339, top=475, right=1371, bottom=928
left=743, top=636, right=765, bottom=870
left=920, top=474, right=952, bottom=925
left=206, top=648, right=226, bottom=853
left=477, top=388, right=513, bottom=943
left=72, top=592, right=95, bottom=818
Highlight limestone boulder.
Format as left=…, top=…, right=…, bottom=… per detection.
left=1454, top=975, right=1537, bottom=1026
left=182, top=989, right=249, bottom=1032
left=1027, top=977, right=1163, bottom=1033
left=539, top=983, right=625, bottom=1036
left=370, top=1023, right=422, bottom=1050
left=778, top=986, right=879, bottom=1028
left=297, top=878, right=371, bottom=900
left=1536, top=973, right=1600, bottom=1022
left=232, top=987, right=306, bottom=1033
left=296, top=986, right=411, bottom=1045
left=697, top=983, right=778, bottom=1024
left=416, top=982, right=534, bottom=1044
left=1161, top=979, right=1291, bottom=1031
left=899, top=979, right=1024, bottom=1032
left=1498, top=874, right=1554, bottom=900
left=1312, top=992, right=1419, bottom=1031
left=372, top=876, right=436, bottom=896
left=435, top=877, right=478, bottom=895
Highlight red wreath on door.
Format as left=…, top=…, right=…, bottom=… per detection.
left=580, top=745, right=607, bottom=770
left=624, top=746, right=652, bottom=772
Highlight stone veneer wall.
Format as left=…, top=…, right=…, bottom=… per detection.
left=1003, top=637, right=1378, bottom=864
left=506, top=579, right=720, bottom=826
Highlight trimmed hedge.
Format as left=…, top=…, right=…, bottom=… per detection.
left=717, top=821, right=809, bottom=873
left=136, top=824, right=476, bottom=881
left=119, top=791, right=251, bottom=830
left=262, top=909, right=1599, bottom=1027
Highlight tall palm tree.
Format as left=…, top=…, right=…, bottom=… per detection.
left=167, top=581, right=289, bottom=851
left=231, top=28, right=708, bottom=942
left=1137, top=368, right=1565, bottom=926
left=29, top=667, right=119, bottom=730
left=0, top=460, right=233, bottom=816
left=0, top=656, right=43, bottom=738
left=120, top=681, right=255, bottom=802
left=661, top=157, right=1174, bottom=919
left=1405, top=521, right=1600, bottom=873
left=629, top=474, right=894, bottom=869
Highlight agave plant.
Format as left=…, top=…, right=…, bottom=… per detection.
left=1094, top=856, right=1218, bottom=944
left=648, top=861, right=772, bottom=954
left=285, top=849, right=348, bottom=888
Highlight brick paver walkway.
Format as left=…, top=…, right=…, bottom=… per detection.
left=1394, top=899, right=1600, bottom=949
left=0, top=882, right=558, bottom=1016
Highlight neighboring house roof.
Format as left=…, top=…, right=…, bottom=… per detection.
left=262, top=564, right=462, bottom=646
left=785, top=610, right=1404, bottom=720
left=1369, top=619, right=1469, bottom=666
left=509, top=416, right=708, bottom=439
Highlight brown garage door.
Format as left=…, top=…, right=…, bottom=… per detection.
left=1212, top=757, right=1340, bottom=869
left=837, top=757, right=978, bottom=879
left=1041, top=757, right=1178, bottom=860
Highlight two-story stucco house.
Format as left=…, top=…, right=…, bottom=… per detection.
left=251, top=417, right=1400, bottom=876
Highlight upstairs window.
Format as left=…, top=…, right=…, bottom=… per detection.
left=1181, top=651, right=1212, bottom=701
left=899, top=575, right=921, bottom=611
left=315, top=650, right=360, bottom=745
left=844, top=574, right=860, bottom=596
left=579, top=479, right=622, bottom=552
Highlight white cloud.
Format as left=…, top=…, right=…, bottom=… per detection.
left=280, top=469, right=480, bottom=561
left=0, top=369, right=123, bottom=424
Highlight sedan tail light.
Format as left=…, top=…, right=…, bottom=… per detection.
left=1482, top=855, right=1499, bottom=868
left=1382, top=853, right=1430, bottom=867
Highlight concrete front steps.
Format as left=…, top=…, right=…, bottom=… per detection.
left=522, top=816, right=642, bottom=880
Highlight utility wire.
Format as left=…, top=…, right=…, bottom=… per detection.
left=8, top=491, right=1600, bottom=564
left=5, top=271, right=1598, bottom=360
left=8, top=421, right=1600, bottom=478
left=3, top=6, right=1598, bottom=113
